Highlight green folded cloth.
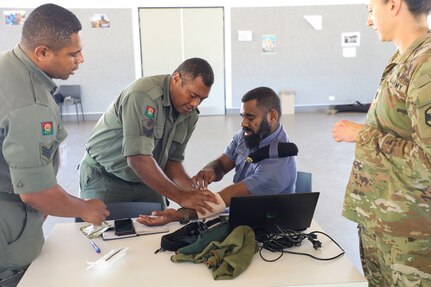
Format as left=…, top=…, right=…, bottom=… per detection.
left=171, top=225, right=258, bottom=280
left=177, top=221, right=230, bottom=255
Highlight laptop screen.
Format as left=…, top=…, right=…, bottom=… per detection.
left=228, top=192, right=320, bottom=234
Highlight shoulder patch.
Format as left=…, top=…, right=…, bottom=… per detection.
left=144, top=105, right=156, bottom=119
left=41, top=121, right=54, bottom=136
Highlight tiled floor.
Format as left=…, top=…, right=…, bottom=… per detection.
left=44, top=110, right=366, bottom=273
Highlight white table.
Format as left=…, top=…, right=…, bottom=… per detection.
left=18, top=221, right=367, bottom=287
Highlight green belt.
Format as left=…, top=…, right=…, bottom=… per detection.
left=83, top=152, right=130, bottom=182
left=83, top=152, right=101, bottom=169
left=83, top=152, right=113, bottom=177
left=0, top=192, right=40, bottom=214
left=83, top=152, right=168, bottom=207
left=0, top=267, right=27, bottom=282
left=0, top=191, right=21, bottom=202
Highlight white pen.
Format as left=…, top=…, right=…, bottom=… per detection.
left=105, top=248, right=124, bottom=261
left=90, top=241, right=101, bottom=253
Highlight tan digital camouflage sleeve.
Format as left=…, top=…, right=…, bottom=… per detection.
left=358, top=64, right=431, bottom=181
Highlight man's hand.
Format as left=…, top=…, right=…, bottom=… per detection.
left=191, top=168, right=217, bottom=190
left=137, top=209, right=182, bottom=226
left=332, top=120, right=364, bottom=143
left=178, top=189, right=217, bottom=214
left=20, top=185, right=109, bottom=226
left=80, top=199, right=110, bottom=226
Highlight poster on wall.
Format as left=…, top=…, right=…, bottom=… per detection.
left=262, top=34, right=276, bottom=54
left=341, top=32, right=360, bottom=47
left=343, top=47, right=357, bottom=58
left=90, top=14, right=110, bottom=28
left=4, top=11, right=26, bottom=26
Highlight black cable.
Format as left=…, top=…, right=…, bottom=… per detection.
left=256, top=225, right=345, bottom=262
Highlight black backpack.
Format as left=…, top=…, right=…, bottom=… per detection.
left=157, top=217, right=230, bottom=254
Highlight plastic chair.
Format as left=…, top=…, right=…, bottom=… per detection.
left=75, top=201, right=163, bottom=222
left=55, top=85, right=84, bottom=123
left=295, top=171, right=312, bottom=193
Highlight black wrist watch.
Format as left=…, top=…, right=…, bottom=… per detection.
left=178, top=208, right=190, bottom=224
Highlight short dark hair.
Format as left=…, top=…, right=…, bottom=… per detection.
left=242, top=87, right=282, bottom=118
left=174, top=58, right=214, bottom=87
left=384, top=0, right=431, bottom=17
left=21, top=4, right=82, bottom=52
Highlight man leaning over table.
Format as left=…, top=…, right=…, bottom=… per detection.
left=138, top=87, right=297, bottom=226
left=79, top=57, right=218, bottom=215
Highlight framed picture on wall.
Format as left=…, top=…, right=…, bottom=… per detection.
left=341, top=32, right=360, bottom=47
left=262, top=34, right=276, bottom=54
left=90, top=14, right=110, bottom=28
left=4, top=11, right=26, bottom=26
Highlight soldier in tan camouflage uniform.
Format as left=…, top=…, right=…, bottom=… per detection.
left=332, top=0, right=431, bottom=286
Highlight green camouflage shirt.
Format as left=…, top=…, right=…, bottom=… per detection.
left=343, top=33, right=431, bottom=239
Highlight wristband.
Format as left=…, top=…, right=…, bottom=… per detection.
left=197, top=192, right=226, bottom=219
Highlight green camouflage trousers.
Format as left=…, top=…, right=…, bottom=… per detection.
left=358, top=225, right=431, bottom=287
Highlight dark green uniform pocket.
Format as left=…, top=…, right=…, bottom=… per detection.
left=0, top=201, right=44, bottom=273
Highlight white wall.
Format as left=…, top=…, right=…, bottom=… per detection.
left=1, top=1, right=367, bottom=9
left=1, top=0, right=368, bottom=112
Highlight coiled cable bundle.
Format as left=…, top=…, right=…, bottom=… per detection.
left=255, top=225, right=345, bottom=262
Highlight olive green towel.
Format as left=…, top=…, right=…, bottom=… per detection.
left=171, top=225, right=258, bottom=280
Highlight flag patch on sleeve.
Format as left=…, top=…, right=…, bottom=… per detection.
left=41, top=122, right=54, bottom=136
left=144, top=106, right=156, bottom=119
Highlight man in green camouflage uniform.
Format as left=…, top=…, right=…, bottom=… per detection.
left=333, top=0, right=431, bottom=286
left=79, top=58, right=217, bottom=214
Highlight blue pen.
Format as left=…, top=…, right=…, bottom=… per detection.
left=90, top=241, right=101, bottom=253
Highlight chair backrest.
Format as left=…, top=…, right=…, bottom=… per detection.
left=295, top=171, right=312, bottom=193
left=75, top=201, right=163, bottom=222
left=56, top=85, right=81, bottom=101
